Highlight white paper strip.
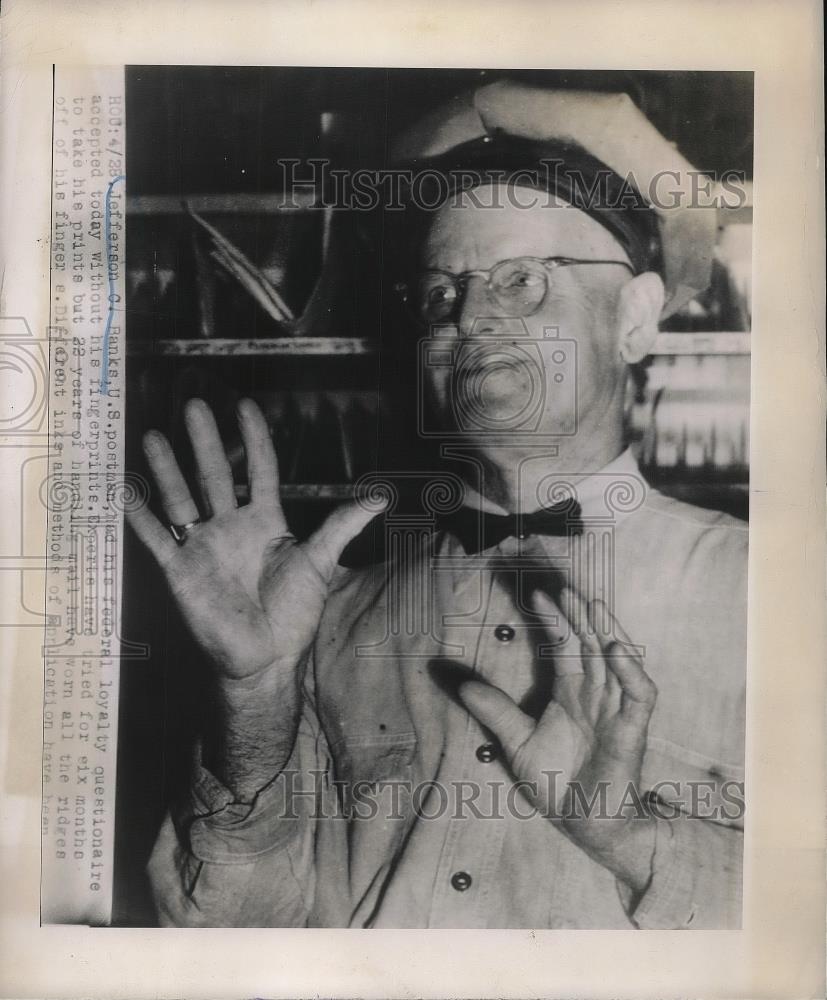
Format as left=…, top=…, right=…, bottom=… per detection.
left=41, top=66, right=126, bottom=926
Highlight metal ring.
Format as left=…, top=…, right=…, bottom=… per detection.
left=169, top=518, right=203, bottom=544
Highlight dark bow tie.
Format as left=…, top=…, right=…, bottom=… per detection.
left=438, top=499, right=583, bottom=554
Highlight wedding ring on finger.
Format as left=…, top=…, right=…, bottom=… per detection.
left=169, top=518, right=203, bottom=544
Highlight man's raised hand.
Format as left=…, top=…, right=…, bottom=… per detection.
left=125, top=398, right=382, bottom=787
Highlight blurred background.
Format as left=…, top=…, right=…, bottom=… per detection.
left=116, top=67, right=753, bottom=924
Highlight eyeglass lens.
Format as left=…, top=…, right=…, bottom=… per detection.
left=416, top=257, right=550, bottom=321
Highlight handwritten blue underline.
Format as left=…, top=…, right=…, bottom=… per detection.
left=99, top=174, right=126, bottom=395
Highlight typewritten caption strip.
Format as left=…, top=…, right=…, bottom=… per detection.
left=41, top=66, right=128, bottom=925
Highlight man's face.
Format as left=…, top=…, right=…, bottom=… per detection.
left=417, top=184, right=635, bottom=441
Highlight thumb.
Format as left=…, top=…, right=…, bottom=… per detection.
left=458, top=680, right=535, bottom=763
left=303, top=499, right=386, bottom=579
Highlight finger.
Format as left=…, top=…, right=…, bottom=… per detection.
left=303, top=497, right=387, bottom=580
left=604, top=644, right=657, bottom=726
left=589, top=597, right=636, bottom=655
left=143, top=429, right=200, bottom=526
left=563, top=585, right=605, bottom=689
left=601, top=667, right=623, bottom=721
left=562, top=587, right=609, bottom=724
left=125, top=501, right=177, bottom=569
left=184, top=398, right=236, bottom=516
left=458, top=680, right=534, bottom=763
left=237, top=397, right=282, bottom=514
left=532, top=590, right=582, bottom=678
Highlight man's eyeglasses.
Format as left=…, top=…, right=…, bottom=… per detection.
left=394, top=256, right=635, bottom=324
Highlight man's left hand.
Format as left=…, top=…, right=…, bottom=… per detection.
left=458, top=586, right=659, bottom=897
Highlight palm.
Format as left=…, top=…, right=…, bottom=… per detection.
left=460, top=586, right=657, bottom=820
left=162, top=508, right=306, bottom=679
left=511, top=668, right=646, bottom=814
left=127, top=398, right=381, bottom=683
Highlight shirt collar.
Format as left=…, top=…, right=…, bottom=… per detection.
left=459, top=447, right=649, bottom=523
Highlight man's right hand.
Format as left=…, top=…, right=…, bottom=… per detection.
left=126, top=397, right=381, bottom=792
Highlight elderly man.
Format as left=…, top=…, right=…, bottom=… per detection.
left=127, top=82, right=746, bottom=928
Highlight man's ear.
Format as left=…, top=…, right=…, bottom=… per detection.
left=615, top=272, right=665, bottom=363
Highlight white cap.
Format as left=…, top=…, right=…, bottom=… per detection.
left=392, top=80, right=718, bottom=318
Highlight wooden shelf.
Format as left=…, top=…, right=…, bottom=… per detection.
left=128, top=332, right=750, bottom=358
left=238, top=480, right=749, bottom=503
left=652, top=332, right=750, bottom=355
left=236, top=484, right=354, bottom=501
left=126, top=192, right=317, bottom=215
left=126, top=192, right=752, bottom=226
left=128, top=337, right=374, bottom=357
left=643, top=467, right=748, bottom=485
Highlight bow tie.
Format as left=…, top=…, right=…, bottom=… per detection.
left=438, top=499, right=583, bottom=554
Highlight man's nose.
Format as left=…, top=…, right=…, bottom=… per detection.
left=456, top=276, right=527, bottom=339
left=456, top=276, right=507, bottom=337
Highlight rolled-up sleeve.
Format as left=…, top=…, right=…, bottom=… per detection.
left=624, top=815, right=743, bottom=929
left=147, top=697, right=323, bottom=928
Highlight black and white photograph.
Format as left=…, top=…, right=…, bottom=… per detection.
left=116, top=66, right=752, bottom=928
left=0, top=1, right=824, bottom=996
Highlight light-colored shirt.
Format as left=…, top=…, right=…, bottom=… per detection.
left=148, top=450, right=747, bottom=928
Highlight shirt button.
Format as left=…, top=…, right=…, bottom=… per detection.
left=476, top=742, right=498, bottom=763
left=451, top=871, right=473, bottom=892
left=494, top=624, right=515, bottom=642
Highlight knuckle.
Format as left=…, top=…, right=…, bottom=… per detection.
left=198, top=465, right=232, bottom=490
left=489, top=703, right=514, bottom=732
left=165, top=487, right=194, bottom=506
left=156, top=546, right=178, bottom=572
left=510, top=740, right=532, bottom=775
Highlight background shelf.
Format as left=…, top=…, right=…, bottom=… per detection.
left=128, top=332, right=751, bottom=358
left=127, top=191, right=752, bottom=223
left=128, top=337, right=375, bottom=357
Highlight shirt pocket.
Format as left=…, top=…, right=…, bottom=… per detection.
left=641, top=736, right=744, bottom=829
left=329, top=731, right=419, bottom=901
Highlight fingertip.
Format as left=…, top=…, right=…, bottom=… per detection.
left=236, top=396, right=256, bottom=420
left=589, top=597, right=612, bottom=624
left=183, top=397, right=210, bottom=431
left=532, top=589, right=565, bottom=628
left=352, top=489, right=389, bottom=523
left=352, top=497, right=387, bottom=532
left=455, top=677, right=490, bottom=712
left=312, top=499, right=378, bottom=562
left=371, top=495, right=390, bottom=517
left=142, top=428, right=166, bottom=456
left=184, top=396, right=208, bottom=415
left=355, top=483, right=390, bottom=514
left=531, top=588, right=557, bottom=617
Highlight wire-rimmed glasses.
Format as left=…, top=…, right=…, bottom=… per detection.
left=395, top=256, right=635, bottom=324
